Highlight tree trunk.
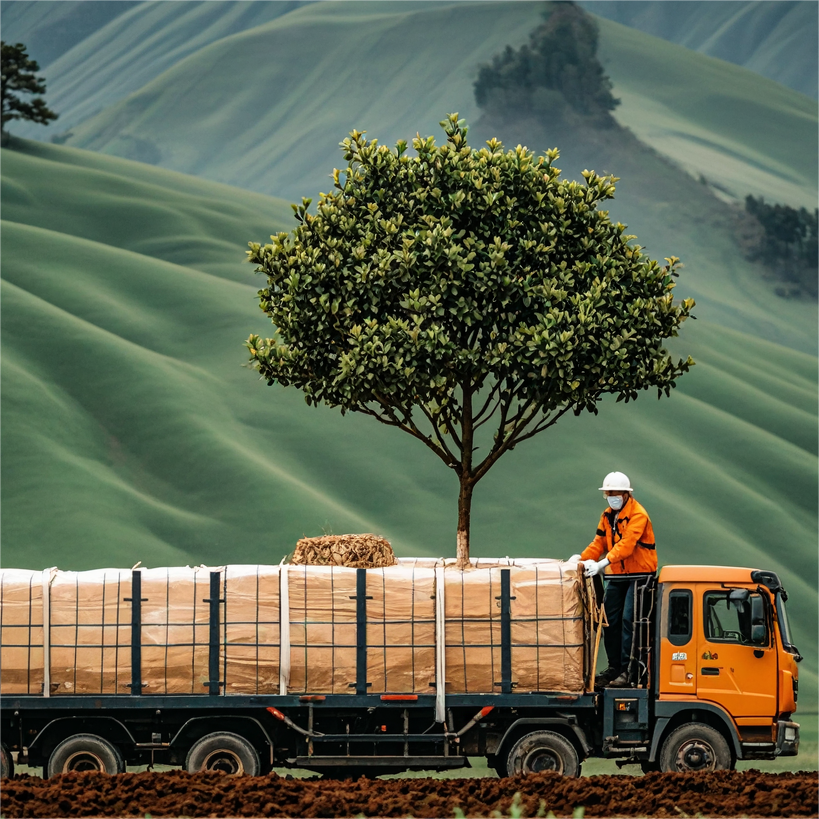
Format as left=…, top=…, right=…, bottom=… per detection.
left=456, top=477, right=474, bottom=568
left=456, top=384, right=474, bottom=568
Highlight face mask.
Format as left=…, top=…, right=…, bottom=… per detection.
left=607, top=495, right=624, bottom=511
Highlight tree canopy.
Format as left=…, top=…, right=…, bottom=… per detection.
left=247, top=114, right=694, bottom=563
left=1, top=42, right=58, bottom=143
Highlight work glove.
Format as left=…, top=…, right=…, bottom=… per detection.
left=568, top=554, right=582, bottom=562
left=584, top=558, right=609, bottom=578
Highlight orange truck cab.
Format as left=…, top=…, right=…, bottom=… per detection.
left=611, top=564, right=801, bottom=770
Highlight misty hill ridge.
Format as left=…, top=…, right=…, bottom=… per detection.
left=4, top=2, right=815, bottom=216
left=580, top=0, right=818, bottom=99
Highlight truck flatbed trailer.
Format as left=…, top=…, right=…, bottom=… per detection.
left=0, top=564, right=801, bottom=778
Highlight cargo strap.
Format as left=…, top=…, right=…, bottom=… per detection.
left=279, top=559, right=290, bottom=695
left=41, top=568, right=56, bottom=697
left=434, top=566, right=446, bottom=723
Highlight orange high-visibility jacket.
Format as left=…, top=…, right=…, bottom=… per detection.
left=580, top=495, right=657, bottom=575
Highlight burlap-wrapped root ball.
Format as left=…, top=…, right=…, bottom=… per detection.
left=290, top=534, right=397, bottom=568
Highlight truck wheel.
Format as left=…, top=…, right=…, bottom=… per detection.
left=504, top=730, right=580, bottom=777
left=185, top=732, right=260, bottom=776
left=47, top=734, right=125, bottom=776
left=1, top=743, right=14, bottom=778
left=659, top=724, right=732, bottom=773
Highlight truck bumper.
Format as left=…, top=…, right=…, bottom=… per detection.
left=775, top=720, right=800, bottom=756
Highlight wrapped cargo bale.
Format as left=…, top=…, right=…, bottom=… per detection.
left=224, top=565, right=280, bottom=695
left=508, top=562, right=584, bottom=692
left=0, top=557, right=594, bottom=699
left=442, top=559, right=585, bottom=694
left=140, top=567, right=212, bottom=695
left=291, top=534, right=396, bottom=568
left=0, top=570, right=46, bottom=695
left=49, top=569, right=132, bottom=695
left=365, top=564, right=436, bottom=694
left=286, top=565, right=358, bottom=693
left=443, top=564, right=502, bottom=693
left=284, top=563, right=437, bottom=695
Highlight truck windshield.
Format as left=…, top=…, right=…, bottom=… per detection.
left=775, top=593, right=801, bottom=659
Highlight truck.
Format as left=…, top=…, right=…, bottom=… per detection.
left=0, top=560, right=801, bottom=779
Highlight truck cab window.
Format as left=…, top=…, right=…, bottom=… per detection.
left=704, top=592, right=767, bottom=645
left=668, top=590, right=692, bottom=646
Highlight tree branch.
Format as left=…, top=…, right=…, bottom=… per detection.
left=358, top=403, right=460, bottom=469
left=507, top=403, right=574, bottom=447
left=473, top=398, right=554, bottom=484
left=472, top=378, right=504, bottom=425
left=416, top=402, right=460, bottom=464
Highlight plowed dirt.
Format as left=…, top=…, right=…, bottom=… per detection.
left=1, top=770, right=816, bottom=817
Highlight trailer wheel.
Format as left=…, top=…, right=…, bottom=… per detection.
left=1, top=743, right=14, bottom=779
left=504, top=730, right=580, bottom=777
left=47, top=734, right=125, bottom=776
left=185, top=732, right=260, bottom=776
left=659, top=723, right=732, bottom=773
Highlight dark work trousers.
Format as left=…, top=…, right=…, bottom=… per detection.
left=603, top=577, right=636, bottom=673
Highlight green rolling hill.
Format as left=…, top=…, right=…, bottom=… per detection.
left=9, top=1, right=815, bottom=216
left=0, top=0, right=140, bottom=69
left=596, top=16, right=818, bottom=210
left=2, top=0, right=303, bottom=144
left=581, top=0, right=818, bottom=99
left=1, top=138, right=816, bottom=714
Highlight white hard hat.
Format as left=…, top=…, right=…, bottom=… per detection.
left=599, top=471, right=633, bottom=492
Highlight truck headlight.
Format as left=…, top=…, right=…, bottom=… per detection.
left=785, top=727, right=797, bottom=742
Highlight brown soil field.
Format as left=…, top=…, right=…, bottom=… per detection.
left=1, top=770, right=816, bottom=818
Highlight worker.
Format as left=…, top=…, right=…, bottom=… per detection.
left=568, top=471, right=657, bottom=688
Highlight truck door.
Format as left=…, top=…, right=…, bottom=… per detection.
left=659, top=587, right=697, bottom=697
left=696, top=589, right=777, bottom=719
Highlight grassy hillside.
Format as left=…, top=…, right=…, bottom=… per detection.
left=23, top=0, right=813, bottom=348
left=581, top=0, right=818, bottom=99
left=0, top=0, right=138, bottom=69
left=596, top=16, right=818, bottom=211
left=57, top=2, right=543, bottom=186
left=4, top=0, right=305, bottom=146
left=16, top=1, right=814, bottom=216
left=1, top=139, right=816, bottom=714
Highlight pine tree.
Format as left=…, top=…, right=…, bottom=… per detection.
left=1, top=42, right=58, bottom=145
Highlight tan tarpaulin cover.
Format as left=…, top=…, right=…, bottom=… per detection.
left=286, top=563, right=437, bottom=694
left=224, top=565, right=280, bottom=695
left=0, top=570, right=46, bottom=694
left=0, top=559, right=588, bottom=697
left=49, top=569, right=133, bottom=695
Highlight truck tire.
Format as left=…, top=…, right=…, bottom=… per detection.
left=47, top=734, right=125, bottom=776
left=185, top=732, right=261, bottom=776
left=504, top=730, right=580, bottom=777
left=659, top=723, right=732, bottom=773
left=1, top=743, right=14, bottom=779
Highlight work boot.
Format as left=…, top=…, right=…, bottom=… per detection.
left=608, top=671, right=632, bottom=687
left=594, top=667, right=618, bottom=687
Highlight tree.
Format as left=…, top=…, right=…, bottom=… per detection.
left=743, top=195, right=818, bottom=298
left=1, top=42, right=58, bottom=145
left=247, top=115, right=695, bottom=565
left=474, top=2, right=619, bottom=126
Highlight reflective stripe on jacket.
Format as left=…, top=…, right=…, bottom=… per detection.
left=580, top=495, right=657, bottom=575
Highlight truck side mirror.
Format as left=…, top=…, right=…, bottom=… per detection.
left=728, top=588, right=750, bottom=609
left=750, top=595, right=767, bottom=645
